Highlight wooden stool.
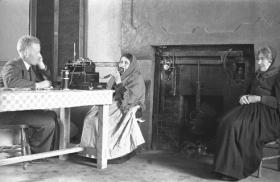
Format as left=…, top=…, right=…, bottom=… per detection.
left=0, top=124, right=31, bottom=169
left=257, top=139, right=280, bottom=178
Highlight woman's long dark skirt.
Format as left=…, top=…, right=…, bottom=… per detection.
left=213, top=103, right=280, bottom=179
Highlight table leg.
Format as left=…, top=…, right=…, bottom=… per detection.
left=97, top=105, right=109, bottom=169
left=59, top=107, right=71, bottom=160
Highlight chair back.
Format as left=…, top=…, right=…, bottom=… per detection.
left=0, top=66, right=4, bottom=88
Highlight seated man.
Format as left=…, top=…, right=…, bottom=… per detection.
left=0, top=35, right=58, bottom=153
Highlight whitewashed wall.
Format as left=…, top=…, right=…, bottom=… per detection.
left=0, top=0, right=30, bottom=63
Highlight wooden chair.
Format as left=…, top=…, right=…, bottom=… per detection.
left=0, top=124, right=31, bottom=169
left=257, top=139, right=280, bottom=177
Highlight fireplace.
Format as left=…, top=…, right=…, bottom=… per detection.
left=152, top=44, right=255, bottom=152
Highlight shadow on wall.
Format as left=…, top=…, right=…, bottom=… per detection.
left=140, top=80, right=151, bottom=149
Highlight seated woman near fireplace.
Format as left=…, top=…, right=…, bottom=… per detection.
left=80, top=53, right=146, bottom=162
left=213, top=45, right=280, bottom=181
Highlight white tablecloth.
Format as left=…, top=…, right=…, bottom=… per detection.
left=0, top=89, right=113, bottom=111
left=0, top=89, right=114, bottom=169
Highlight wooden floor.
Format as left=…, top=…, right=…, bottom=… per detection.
left=0, top=150, right=279, bottom=182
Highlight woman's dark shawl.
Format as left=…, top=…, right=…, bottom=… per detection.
left=108, top=56, right=146, bottom=112
left=256, top=45, right=280, bottom=79
left=254, top=45, right=280, bottom=109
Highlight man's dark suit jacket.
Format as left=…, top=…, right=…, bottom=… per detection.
left=0, top=57, right=57, bottom=153
left=1, top=57, right=50, bottom=88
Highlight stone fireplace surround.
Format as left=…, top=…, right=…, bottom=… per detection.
left=152, top=44, right=255, bottom=151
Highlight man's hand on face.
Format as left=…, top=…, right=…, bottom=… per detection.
left=35, top=80, right=52, bottom=89
left=37, top=56, right=46, bottom=70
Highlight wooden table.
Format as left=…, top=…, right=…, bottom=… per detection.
left=0, top=89, right=113, bottom=169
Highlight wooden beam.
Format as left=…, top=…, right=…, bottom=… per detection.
left=29, top=0, right=37, bottom=36
left=151, top=51, right=162, bottom=150
left=0, top=147, right=84, bottom=166
left=79, top=0, right=85, bottom=57
left=59, top=108, right=71, bottom=160
left=83, top=0, right=88, bottom=57
left=162, top=50, right=243, bottom=58
left=175, top=57, right=222, bottom=65
left=53, top=0, right=59, bottom=81
left=97, top=105, right=109, bottom=169
left=178, top=95, right=185, bottom=147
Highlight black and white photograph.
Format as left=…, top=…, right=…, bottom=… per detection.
left=0, top=0, right=280, bottom=181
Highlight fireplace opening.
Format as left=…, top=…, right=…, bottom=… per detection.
left=152, top=44, right=255, bottom=155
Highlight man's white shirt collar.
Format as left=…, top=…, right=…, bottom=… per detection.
left=23, top=60, right=31, bottom=71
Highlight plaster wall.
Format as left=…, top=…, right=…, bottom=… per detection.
left=121, top=0, right=280, bottom=59
left=86, top=0, right=280, bottom=148
left=87, top=0, right=122, bottom=63
left=0, top=0, right=29, bottom=63
left=120, top=0, right=280, bottom=148
left=86, top=0, right=123, bottom=82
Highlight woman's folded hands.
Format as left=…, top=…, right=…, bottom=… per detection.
left=239, top=95, right=261, bottom=105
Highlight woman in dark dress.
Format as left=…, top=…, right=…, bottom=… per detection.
left=213, top=46, right=280, bottom=181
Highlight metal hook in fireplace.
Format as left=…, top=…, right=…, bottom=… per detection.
left=162, top=56, right=174, bottom=72
left=161, top=54, right=177, bottom=96
left=188, top=58, right=205, bottom=135
left=161, top=55, right=175, bottom=80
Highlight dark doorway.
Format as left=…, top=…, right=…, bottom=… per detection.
left=32, top=0, right=84, bottom=81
